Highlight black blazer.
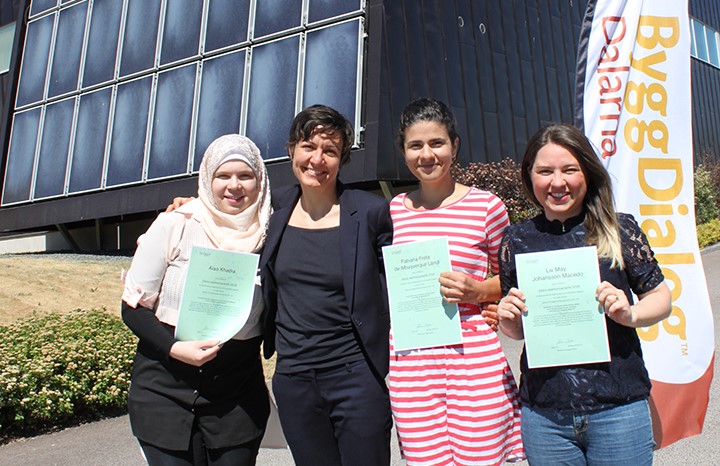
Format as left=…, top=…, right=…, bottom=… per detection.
left=260, top=182, right=393, bottom=382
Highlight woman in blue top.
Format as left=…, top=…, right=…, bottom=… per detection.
left=497, top=124, right=672, bottom=465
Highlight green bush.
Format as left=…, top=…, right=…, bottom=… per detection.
left=0, top=309, right=136, bottom=441
left=698, top=218, right=720, bottom=249
left=694, top=164, right=720, bottom=225
left=452, top=158, right=538, bottom=223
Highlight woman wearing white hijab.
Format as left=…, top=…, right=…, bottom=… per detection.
left=121, top=134, right=272, bottom=465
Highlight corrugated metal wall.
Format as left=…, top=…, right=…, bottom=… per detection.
left=376, top=0, right=589, bottom=179
left=691, top=0, right=720, bottom=164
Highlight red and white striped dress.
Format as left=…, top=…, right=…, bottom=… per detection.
left=388, top=188, right=524, bottom=466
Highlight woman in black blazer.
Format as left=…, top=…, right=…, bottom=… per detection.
left=260, top=105, right=393, bottom=466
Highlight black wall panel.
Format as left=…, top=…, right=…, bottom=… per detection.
left=691, top=0, right=720, bottom=164
left=376, top=0, right=589, bottom=177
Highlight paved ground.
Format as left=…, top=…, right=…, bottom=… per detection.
left=2, top=244, right=719, bottom=465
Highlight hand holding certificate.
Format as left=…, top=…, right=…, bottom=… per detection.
left=382, top=237, right=461, bottom=351
left=515, top=246, right=610, bottom=368
left=175, top=246, right=259, bottom=343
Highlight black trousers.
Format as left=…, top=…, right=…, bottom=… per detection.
left=272, top=359, right=392, bottom=466
left=138, top=419, right=263, bottom=466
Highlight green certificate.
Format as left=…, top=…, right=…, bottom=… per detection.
left=382, top=237, right=461, bottom=351
left=516, top=246, right=610, bottom=368
left=175, top=246, right=259, bottom=342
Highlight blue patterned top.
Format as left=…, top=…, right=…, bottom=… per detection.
left=499, top=212, right=665, bottom=412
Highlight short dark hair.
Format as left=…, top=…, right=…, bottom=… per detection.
left=397, top=98, right=460, bottom=152
left=286, top=105, right=354, bottom=166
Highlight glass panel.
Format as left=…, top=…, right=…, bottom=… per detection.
left=690, top=20, right=697, bottom=58
left=246, top=36, right=298, bottom=159
left=303, top=21, right=358, bottom=126
left=706, top=28, right=719, bottom=67
left=48, top=2, right=87, bottom=98
left=16, top=15, right=54, bottom=108
left=308, top=0, right=361, bottom=23
left=119, top=0, right=160, bottom=77
left=30, top=0, right=57, bottom=17
left=83, top=0, right=123, bottom=87
left=69, top=88, right=111, bottom=193
left=253, top=0, right=302, bottom=39
left=2, top=108, right=41, bottom=204
left=160, top=0, right=202, bottom=65
left=194, top=50, right=245, bottom=171
left=148, top=64, right=196, bottom=179
left=0, top=22, right=16, bottom=74
left=205, top=0, right=250, bottom=52
left=107, top=77, right=152, bottom=186
left=35, top=98, right=74, bottom=198
left=694, top=20, right=708, bottom=62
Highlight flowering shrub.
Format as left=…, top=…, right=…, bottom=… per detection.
left=452, top=158, right=538, bottom=223
left=698, top=218, right=720, bottom=249
left=0, top=309, right=136, bottom=441
left=695, top=164, right=720, bottom=225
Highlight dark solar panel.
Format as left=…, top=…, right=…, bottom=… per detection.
left=148, top=64, right=197, bottom=180
left=106, top=76, right=152, bottom=187
left=35, top=97, right=74, bottom=198
left=246, top=35, right=299, bottom=159
left=69, top=88, right=111, bottom=193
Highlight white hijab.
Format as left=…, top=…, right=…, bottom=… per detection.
left=180, top=134, right=271, bottom=253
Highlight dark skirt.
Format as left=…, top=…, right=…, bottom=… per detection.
left=128, top=331, right=270, bottom=451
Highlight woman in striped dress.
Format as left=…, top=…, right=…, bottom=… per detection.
left=388, top=98, right=524, bottom=465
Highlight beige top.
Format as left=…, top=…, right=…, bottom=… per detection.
left=122, top=206, right=263, bottom=340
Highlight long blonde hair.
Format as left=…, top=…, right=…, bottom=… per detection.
left=521, top=124, right=624, bottom=268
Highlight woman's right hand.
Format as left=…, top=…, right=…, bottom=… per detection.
left=165, top=196, right=195, bottom=212
left=498, top=287, right=527, bottom=340
left=169, top=340, right=222, bottom=366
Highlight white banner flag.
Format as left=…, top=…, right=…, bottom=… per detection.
left=575, top=0, right=714, bottom=447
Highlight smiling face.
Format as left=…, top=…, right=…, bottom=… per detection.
left=211, top=160, right=259, bottom=214
left=402, top=120, right=458, bottom=185
left=530, top=143, right=588, bottom=222
left=290, top=129, right=343, bottom=190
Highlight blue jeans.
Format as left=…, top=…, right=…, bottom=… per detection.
left=521, top=399, right=655, bottom=466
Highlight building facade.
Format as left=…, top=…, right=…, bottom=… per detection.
left=0, top=0, right=717, bottom=251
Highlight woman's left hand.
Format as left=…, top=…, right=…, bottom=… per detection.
left=439, top=272, right=502, bottom=305
left=439, top=272, right=475, bottom=304
left=597, top=281, right=633, bottom=326
left=439, top=271, right=479, bottom=304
